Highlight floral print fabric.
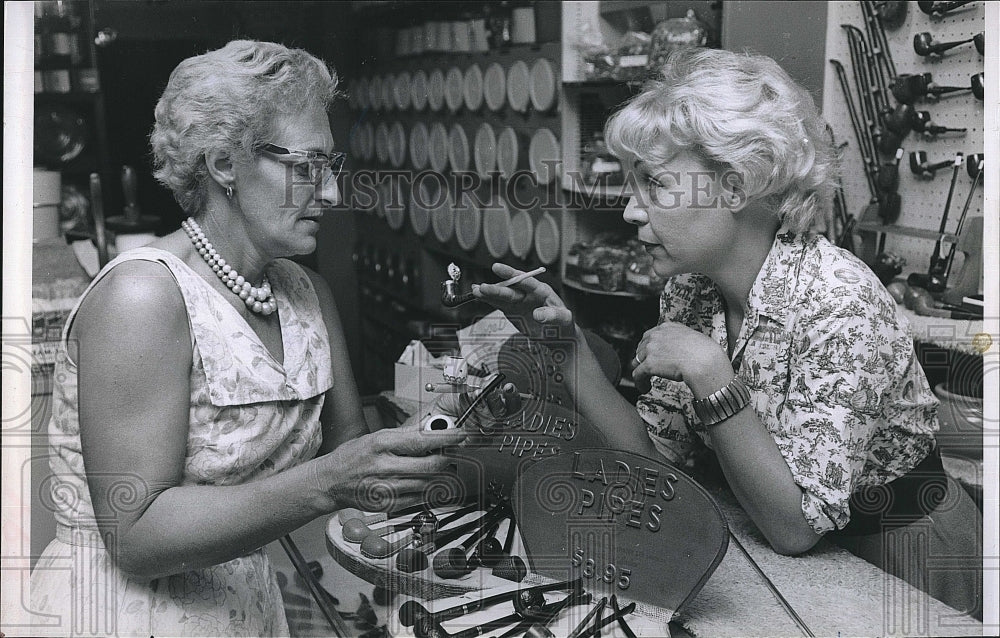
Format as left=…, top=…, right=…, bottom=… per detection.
left=636, top=230, right=939, bottom=534
left=31, top=247, right=333, bottom=636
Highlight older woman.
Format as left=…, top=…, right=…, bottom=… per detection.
left=30, top=40, right=465, bottom=636
left=472, top=48, right=980, bottom=617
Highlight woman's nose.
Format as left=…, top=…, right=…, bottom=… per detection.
left=622, top=197, right=648, bottom=226
left=315, top=176, right=341, bottom=208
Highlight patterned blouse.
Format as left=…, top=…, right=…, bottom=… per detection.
left=636, top=230, right=939, bottom=535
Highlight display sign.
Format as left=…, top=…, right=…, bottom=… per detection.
left=513, top=449, right=729, bottom=617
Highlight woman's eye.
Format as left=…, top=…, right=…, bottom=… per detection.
left=647, top=176, right=664, bottom=189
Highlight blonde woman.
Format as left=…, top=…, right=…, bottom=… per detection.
left=472, top=48, right=980, bottom=618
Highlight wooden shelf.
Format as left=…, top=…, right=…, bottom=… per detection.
left=856, top=221, right=957, bottom=243
left=563, top=277, right=657, bottom=299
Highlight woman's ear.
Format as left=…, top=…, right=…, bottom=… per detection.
left=205, top=149, right=236, bottom=192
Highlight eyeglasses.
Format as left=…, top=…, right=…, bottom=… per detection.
left=259, top=143, right=347, bottom=186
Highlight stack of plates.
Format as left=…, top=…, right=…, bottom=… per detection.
left=496, top=127, right=519, bottom=179
left=369, top=76, right=383, bottom=111
left=453, top=192, right=483, bottom=252
left=509, top=209, right=534, bottom=259
left=431, top=190, right=454, bottom=243
left=374, top=122, right=390, bottom=165
left=409, top=122, right=429, bottom=169
left=506, top=60, right=530, bottom=113
left=356, top=77, right=370, bottom=110
left=428, top=122, right=450, bottom=173
left=428, top=69, right=446, bottom=112
left=529, top=58, right=558, bottom=112
left=534, top=211, right=560, bottom=265
left=482, top=198, right=512, bottom=258
left=463, top=64, right=484, bottom=111
left=409, top=180, right=432, bottom=236
left=394, top=72, right=412, bottom=111
left=474, top=123, right=497, bottom=178
left=384, top=180, right=407, bottom=231
left=359, top=121, right=374, bottom=161
left=388, top=121, right=407, bottom=168
left=381, top=73, right=395, bottom=112
left=528, top=128, right=560, bottom=184
left=483, top=62, right=506, bottom=112
left=448, top=124, right=470, bottom=173
left=445, top=66, right=465, bottom=112
left=410, top=70, right=429, bottom=111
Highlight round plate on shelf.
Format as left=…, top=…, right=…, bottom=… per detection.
left=496, top=127, right=519, bottom=180
left=453, top=192, right=483, bottom=252
left=428, top=122, right=450, bottom=173
left=448, top=124, right=470, bottom=173
left=506, top=60, right=531, bottom=113
left=528, top=128, right=560, bottom=184
left=410, top=70, right=429, bottom=111
left=509, top=209, right=534, bottom=259
left=482, top=199, right=512, bottom=259
left=428, top=68, right=446, bottom=112
left=384, top=179, right=408, bottom=231
left=374, top=122, right=390, bottom=165
left=474, top=122, right=497, bottom=178
left=483, top=62, right=506, bottom=112
left=381, top=73, right=395, bottom=112
left=360, top=121, right=374, bottom=161
left=388, top=121, right=407, bottom=168
left=463, top=64, right=484, bottom=111
left=529, top=58, right=558, bottom=112
left=431, top=190, right=455, bottom=243
left=368, top=75, right=383, bottom=111
left=409, top=121, right=429, bottom=169
left=356, top=77, right=370, bottom=110
left=394, top=72, right=412, bottom=111
left=409, top=180, right=432, bottom=236
left=534, top=211, right=560, bottom=265
left=445, top=66, right=464, bottom=112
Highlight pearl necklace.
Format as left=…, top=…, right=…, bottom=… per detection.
left=182, top=217, right=277, bottom=316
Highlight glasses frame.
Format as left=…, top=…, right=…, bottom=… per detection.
left=259, top=143, right=347, bottom=186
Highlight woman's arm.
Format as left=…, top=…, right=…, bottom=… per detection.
left=304, top=268, right=369, bottom=454
left=473, top=264, right=653, bottom=453
left=633, top=322, right=822, bottom=555
left=76, top=261, right=465, bottom=579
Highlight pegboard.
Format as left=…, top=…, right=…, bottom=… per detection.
left=822, top=1, right=985, bottom=284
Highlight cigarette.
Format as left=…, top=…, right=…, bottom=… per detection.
left=494, top=267, right=546, bottom=288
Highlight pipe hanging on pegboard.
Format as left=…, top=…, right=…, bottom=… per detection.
left=822, top=1, right=984, bottom=296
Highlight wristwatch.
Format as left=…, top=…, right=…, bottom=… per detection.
left=692, top=376, right=751, bottom=426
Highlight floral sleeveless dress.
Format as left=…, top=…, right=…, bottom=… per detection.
left=30, top=247, right=333, bottom=637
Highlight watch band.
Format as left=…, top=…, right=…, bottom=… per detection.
left=692, top=376, right=751, bottom=426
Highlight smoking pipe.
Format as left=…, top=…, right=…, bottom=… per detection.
left=343, top=511, right=437, bottom=544
left=398, top=578, right=582, bottom=630
left=876, top=1, right=908, bottom=28
left=913, top=31, right=984, bottom=57
left=432, top=505, right=509, bottom=578
left=966, top=154, right=984, bottom=179
left=396, top=503, right=505, bottom=573
left=911, top=111, right=966, bottom=137
left=909, top=151, right=953, bottom=179
left=917, top=0, right=974, bottom=17
left=971, top=72, right=983, bottom=101
left=441, top=267, right=547, bottom=307
left=337, top=502, right=431, bottom=525
left=891, top=73, right=968, bottom=104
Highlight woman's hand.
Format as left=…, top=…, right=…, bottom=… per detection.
left=314, top=426, right=469, bottom=512
left=631, top=322, right=734, bottom=398
left=473, top=263, right=574, bottom=341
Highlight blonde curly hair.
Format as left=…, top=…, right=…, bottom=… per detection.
left=150, top=40, right=340, bottom=215
left=605, top=48, right=836, bottom=233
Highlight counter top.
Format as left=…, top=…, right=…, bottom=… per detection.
left=314, top=393, right=983, bottom=637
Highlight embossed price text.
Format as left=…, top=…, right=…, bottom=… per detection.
left=571, top=547, right=632, bottom=590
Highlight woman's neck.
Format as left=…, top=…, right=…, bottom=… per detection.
left=706, top=207, right=780, bottom=318
left=193, top=209, right=269, bottom=284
